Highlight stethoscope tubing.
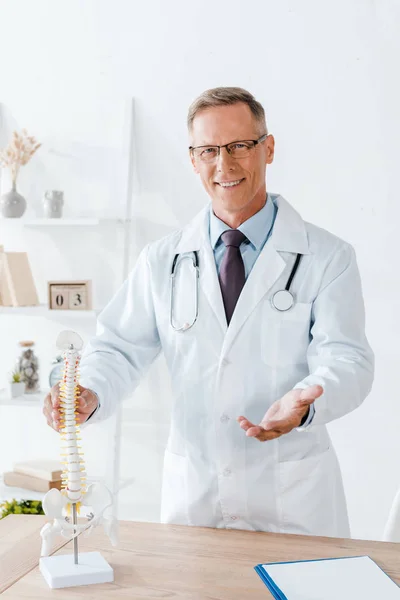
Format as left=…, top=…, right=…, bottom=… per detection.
left=170, top=251, right=302, bottom=329
left=170, top=251, right=199, bottom=332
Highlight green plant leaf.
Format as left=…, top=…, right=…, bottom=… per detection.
left=0, top=499, right=44, bottom=519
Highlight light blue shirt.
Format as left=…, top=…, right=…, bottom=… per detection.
left=209, top=193, right=314, bottom=428
left=209, top=193, right=277, bottom=279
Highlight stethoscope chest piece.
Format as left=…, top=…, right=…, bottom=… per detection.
left=271, top=289, right=295, bottom=312
left=270, top=253, right=302, bottom=312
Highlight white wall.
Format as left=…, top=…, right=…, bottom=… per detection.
left=0, top=0, right=398, bottom=540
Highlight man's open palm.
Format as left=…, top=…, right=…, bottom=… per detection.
left=237, top=384, right=323, bottom=442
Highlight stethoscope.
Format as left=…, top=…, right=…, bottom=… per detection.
left=170, top=251, right=302, bottom=331
left=170, top=251, right=200, bottom=332
left=271, top=253, right=302, bottom=311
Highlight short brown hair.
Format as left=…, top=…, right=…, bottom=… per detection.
left=187, top=87, right=268, bottom=134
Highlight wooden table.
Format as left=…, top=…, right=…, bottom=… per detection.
left=1, top=514, right=400, bottom=598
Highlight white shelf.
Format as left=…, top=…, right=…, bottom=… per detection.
left=22, top=218, right=128, bottom=227
left=0, top=388, right=46, bottom=406
left=0, top=475, right=135, bottom=505
left=0, top=476, right=46, bottom=502
left=0, top=304, right=99, bottom=318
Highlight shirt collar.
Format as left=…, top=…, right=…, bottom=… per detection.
left=209, top=193, right=275, bottom=251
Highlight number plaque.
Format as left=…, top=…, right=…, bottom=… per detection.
left=48, top=281, right=92, bottom=310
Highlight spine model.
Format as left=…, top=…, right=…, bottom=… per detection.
left=59, top=346, right=86, bottom=511
left=40, top=330, right=118, bottom=561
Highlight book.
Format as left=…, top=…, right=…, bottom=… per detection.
left=0, top=252, right=39, bottom=307
left=0, top=245, right=7, bottom=306
left=13, top=459, right=62, bottom=482
left=255, top=555, right=400, bottom=599
left=3, top=471, right=62, bottom=493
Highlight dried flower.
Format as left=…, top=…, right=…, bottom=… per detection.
left=0, top=129, right=41, bottom=186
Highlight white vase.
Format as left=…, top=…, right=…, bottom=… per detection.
left=0, top=183, right=26, bottom=218
left=9, top=382, right=25, bottom=398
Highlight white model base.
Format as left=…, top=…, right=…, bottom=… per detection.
left=39, top=552, right=114, bottom=589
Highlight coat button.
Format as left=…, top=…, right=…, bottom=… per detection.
left=223, top=468, right=231, bottom=477
left=230, top=515, right=237, bottom=521
left=220, top=414, right=229, bottom=423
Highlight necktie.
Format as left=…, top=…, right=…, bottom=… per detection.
left=219, top=229, right=247, bottom=325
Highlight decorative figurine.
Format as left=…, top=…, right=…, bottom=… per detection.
left=39, top=330, right=117, bottom=589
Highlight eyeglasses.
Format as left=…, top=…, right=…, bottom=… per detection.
left=189, top=133, right=268, bottom=163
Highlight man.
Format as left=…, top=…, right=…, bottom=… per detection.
left=43, top=87, right=374, bottom=537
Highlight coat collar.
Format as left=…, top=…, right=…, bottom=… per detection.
left=175, top=194, right=311, bottom=256
left=175, top=205, right=208, bottom=254
left=270, top=194, right=311, bottom=254
left=174, top=194, right=311, bottom=352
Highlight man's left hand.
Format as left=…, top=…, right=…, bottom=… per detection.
left=237, top=384, right=323, bottom=442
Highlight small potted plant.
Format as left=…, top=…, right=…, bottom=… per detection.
left=0, top=499, right=44, bottom=519
left=9, top=370, right=25, bottom=398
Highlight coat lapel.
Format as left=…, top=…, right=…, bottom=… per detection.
left=221, top=195, right=312, bottom=356
left=198, top=242, right=227, bottom=333
left=174, top=195, right=313, bottom=354
left=175, top=206, right=227, bottom=334
left=221, top=243, right=285, bottom=356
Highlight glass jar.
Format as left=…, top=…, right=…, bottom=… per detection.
left=17, top=340, right=40, bottom=394
left=49, top=354, right=64, bottom=388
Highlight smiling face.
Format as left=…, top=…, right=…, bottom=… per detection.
left=189, top=102, right=275, bottom=226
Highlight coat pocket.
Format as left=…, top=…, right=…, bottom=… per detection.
left=278, top=446, right=339, bottom=536
left=261, top=301, right=312, bottom=366
left=160, top=450, right=190, bottom=525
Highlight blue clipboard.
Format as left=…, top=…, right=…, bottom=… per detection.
left=254, top=555, right=400, bottom=599
left=255, top=562, right=288, bottom=599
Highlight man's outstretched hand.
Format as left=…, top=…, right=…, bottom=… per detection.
left=237, top=384, right=323, bottom=442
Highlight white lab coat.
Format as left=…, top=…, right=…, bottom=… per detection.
left=80, top=194, right=374, bottom=537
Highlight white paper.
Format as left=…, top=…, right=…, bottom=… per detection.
left=262, top=555, right=400, bottom=600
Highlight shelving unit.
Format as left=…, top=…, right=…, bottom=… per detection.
left=1, top=217, right=128, bottom=227
left=0, top=476, right=45, bottom=503
left=0, top=474, right=135, bottom=506
left=0, top=388, right=50, bottom=505
left=0, top=388, right=46, bottom=407
left=0, top=97, right=137, bottom=520
left=0, top=387, right=136, bottom=507
left=0, top=305, right=99, bottom=318
left=22, top=218, right=128, bottom=227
